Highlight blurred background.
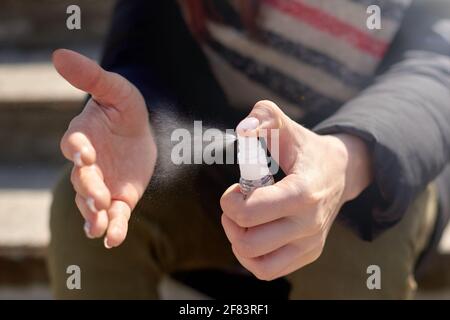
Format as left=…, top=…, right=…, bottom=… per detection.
left=0, top=0, right=111, bottom=299
left=0, top=0, right=449, bottom=299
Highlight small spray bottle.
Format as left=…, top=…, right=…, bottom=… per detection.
left=237, top=117, right=274, bottom=197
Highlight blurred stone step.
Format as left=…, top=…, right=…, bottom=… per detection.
left=0, top=46, right=99, bottom=105
left=0, top=285, right=52, bottom=300
left=0, top=105, right=78, bottom=164
left=0, top=166, right=61, bottom=258
left=0, top=48, right=98, bottom=164
left=0, top=57, right=84, bottom=104
left=0, top=189, right=50, bottom=257
left=0, top=0, right=114, bottom=49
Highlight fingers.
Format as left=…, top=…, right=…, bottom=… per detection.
left=237, top=100, right=309, bottom=172
left=232, top=235, right=322, bottom=281
left=75, top=192, right=132, bottom=248
left=75, top=193, right=131, bottom=248
left=61, top=131, right=96, bottom=166
left=221, top=214, right=305, bottom=259
left=104, top=200, right=132, bottom=249
left=71, top=165, right=111, bottom=211
left=220, top=176, right=303, bottom=228
left=52, top=49, right=141, bottom=109
left=75, top=193, right=109, bottom=238
left=221, top=178, right=325, bottom=280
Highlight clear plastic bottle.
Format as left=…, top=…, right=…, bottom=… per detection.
left=237, top=117, right=274, bottom=197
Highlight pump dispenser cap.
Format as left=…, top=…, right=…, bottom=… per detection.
left=237, top=117, right=270, bottom=181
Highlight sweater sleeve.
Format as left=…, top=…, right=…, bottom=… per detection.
left=314, top=0, right=450, bottom=240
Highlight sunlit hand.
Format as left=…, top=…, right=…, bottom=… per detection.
left=220, top=100, right=373, bottom=280
left=53, top=49, right=157, bottom=248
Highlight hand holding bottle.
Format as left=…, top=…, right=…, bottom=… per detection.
left=220, top=100, right=373, bottom=280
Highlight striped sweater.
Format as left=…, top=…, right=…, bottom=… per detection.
left=187, top=0, right=412, bottom=119
left=101, top=0, right=450, bottom=242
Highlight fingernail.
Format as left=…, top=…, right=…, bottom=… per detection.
left=73, top=152, right=83, bottom=167
left=104, top=237, right=112, bottom=249
left=83, top=221, right=94, bottom=239
left=237, top=117, right=260, bottom=134
left=86, top=197, right=98, bottom=213
left=241, top=117, right=260, bottom=130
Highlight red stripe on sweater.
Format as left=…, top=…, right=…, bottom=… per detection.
left=264, top=0, right=388, bottom=59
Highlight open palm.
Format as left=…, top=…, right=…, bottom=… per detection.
left=53, top=49, right=157, bottom=248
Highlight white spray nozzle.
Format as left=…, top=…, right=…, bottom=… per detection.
left=237, top=117, right=270, bottom=181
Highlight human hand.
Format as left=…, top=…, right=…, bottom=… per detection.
left=220, top=100, right=373, bottom=280
left=53, top=49, right=157, bottom=248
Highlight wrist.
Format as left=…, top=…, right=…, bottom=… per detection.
left=330, top=133, right=374, bottom=202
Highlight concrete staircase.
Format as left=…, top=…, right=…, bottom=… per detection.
left=0, top=0, right=112, bottom=299
left=0, top=0, right=449, bottom=300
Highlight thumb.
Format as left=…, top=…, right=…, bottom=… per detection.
left=238, top=100, right=306, bottom=141
left=52, top=49, right=143, bottom=110
left=238, top=100, right=309, bottom=172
